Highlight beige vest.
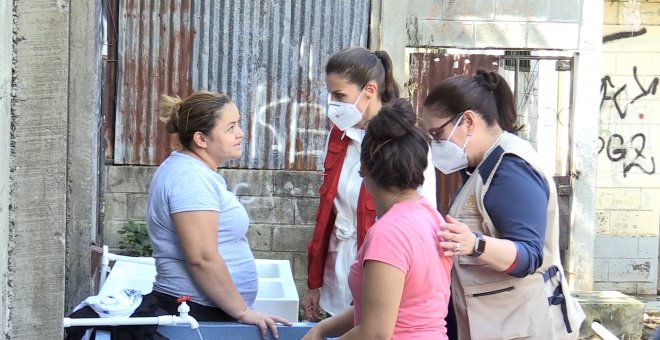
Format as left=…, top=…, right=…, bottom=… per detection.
left=449, top=132, right=585, bottom=340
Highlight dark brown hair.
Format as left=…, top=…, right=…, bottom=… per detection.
left=361, top=98, right=428, bottom=189
left=325, top=47, right=400, bottom=104
left=423, top=70, right=521, bottom=134
left=159, top=91, right=232, bottom=149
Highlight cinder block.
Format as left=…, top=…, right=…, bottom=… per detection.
left=407, top=0, right=443, bottom=20
left=598, top=172, right=660, bottom=188
left=241, top=197, right=295, bottom=224
left=126, top=193, right=148, bottom=220
left=640, top=188, right=660, bottom=210
left=527, top=23, right=580, bottom=49
left=615, top=53, right=660, bottom=75
left=273, top=225, right=315, bottom=252
left=572, top=290, right=644, bottom=339
left=594, top=235, right=638, bottom=259
left=618, top=2, right=660, bottom=26
left=593, top=258, right=609, bottom=281
left=638, top=236, right=659, bottom=259
left=548, top=0, right=582, bottom=22
left=248, top=224, right=273, bottom=251
left=475, top=22, right=527, bottom=48
left=609, top=210, right=659, bottom=236
left=604, top=26, right=660, bottom=53
left=596, top=188, right=640, bottom=210
left=104, top=219, right=130, bottom=249
left=106, top=165, right=155, bottom=193
left=295, top=279, right=307, bottom=303
left=594, top=281, right=658, bottom=296
left=219, top=169, right=273, bottom=196
left=416, top=20, right=475, bottom=47
left=608, top=258, right=654, bottom=282
left=495, top=0, right=549, bottom=22
left=103, top=193, right=127, bottom=221
left=294, top=198, right=320, bottom=225
left=273, top=171, right=322, bottom=198
left=252, top=250, right=294, bottom=263
left=293, top=252, right=308, bottom=281
left=602, top=53, right=616, bottom=73
left=604, top=2, right=619, bottom=25
left=595, top=211, right=610, bottom=234
left=443, top=0, right=495, bottom=21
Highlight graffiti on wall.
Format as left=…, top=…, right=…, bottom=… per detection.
left=248, top=83, right=327, bottom=168
left=599, top=66, right=657, bottom=177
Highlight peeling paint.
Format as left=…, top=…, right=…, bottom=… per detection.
left=113, top=0, right=369, bottom=170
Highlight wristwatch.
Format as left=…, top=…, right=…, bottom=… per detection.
left=469, top=232, right=486, bottom=257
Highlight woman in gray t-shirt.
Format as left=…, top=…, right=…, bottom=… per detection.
left=147, top=91, right=290, bottom=339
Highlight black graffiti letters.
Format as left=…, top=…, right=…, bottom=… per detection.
left=600, top=66, right=659, bottom=119
left=598, top=133, right=656, bottom=177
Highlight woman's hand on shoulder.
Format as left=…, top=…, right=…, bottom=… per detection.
left=237, top=308, right=292, bottom=339
left=437, top=214, right=476, bottom=257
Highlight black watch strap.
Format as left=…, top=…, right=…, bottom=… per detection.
left=469, top=232, right=485, bottom=257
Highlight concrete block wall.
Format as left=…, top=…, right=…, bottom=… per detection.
left=104, top=165, right=322, bottom=297
left=596, top=1, right=660, bottom=294
left=406, top=0, right=583, bottom=49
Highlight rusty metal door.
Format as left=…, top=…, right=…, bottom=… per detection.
left=408, top=53, right=499, bottom=216
left=409, top=52, right=575, bottom=265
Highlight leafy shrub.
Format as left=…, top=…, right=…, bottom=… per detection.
left=118, top=220, right=152, bottom=257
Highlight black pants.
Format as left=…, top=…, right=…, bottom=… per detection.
left=149, top=290, right=237, bottom=322
left=446, top=294, right=458, bottom=340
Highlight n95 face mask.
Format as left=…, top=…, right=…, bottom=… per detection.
left=326, top=89, right=369, bottom=131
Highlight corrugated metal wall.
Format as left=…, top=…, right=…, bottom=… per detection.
left=408, top=53, right=499, bottom=215
left=113, top=0, right=369, bottom=169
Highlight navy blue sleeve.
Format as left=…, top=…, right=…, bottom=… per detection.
left=483, top=155, right=549, bottom=278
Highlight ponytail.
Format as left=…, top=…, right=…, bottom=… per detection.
left=326, top=47, right=400, bottom=104
left=424, top=69, right=522, bottom=134
left=474, top=70, right=521, bottom=133
left=374, top=50, right=400, bottom=104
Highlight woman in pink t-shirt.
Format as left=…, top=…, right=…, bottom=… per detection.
left=303, top=98, right=453, bottom=340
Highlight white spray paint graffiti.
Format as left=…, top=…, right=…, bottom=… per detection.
left=231, top=181, right=255, bottom=204
left=249, top=83, right=328, bottom=167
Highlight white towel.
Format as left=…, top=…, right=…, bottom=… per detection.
left=74, top=289, right=143, bottom=318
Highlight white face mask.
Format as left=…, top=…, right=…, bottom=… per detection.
left=430, top=114, right=471, bottom=174
left=326, top=88, right=370, bottom=131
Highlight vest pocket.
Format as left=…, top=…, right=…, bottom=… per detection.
left=464, top=277, right=551, bottom=339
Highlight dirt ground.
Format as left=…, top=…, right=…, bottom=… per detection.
left=643, top=312, right=660, bottom=340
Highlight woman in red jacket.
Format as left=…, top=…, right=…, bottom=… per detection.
left=301, top=47, right=437, bottom=320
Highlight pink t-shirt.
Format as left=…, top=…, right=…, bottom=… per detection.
left=347, top=197, right=452, bottom=339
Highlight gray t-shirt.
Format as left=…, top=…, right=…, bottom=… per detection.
left=147, top=151, right=257, bottom=307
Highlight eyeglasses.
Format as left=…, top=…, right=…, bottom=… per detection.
left=428, top=112, right=465, bottom=142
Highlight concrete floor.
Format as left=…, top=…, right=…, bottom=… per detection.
left=635, top=295, right=660, bottom=340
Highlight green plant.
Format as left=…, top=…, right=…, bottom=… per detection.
left=118, top=220, right=152, bottom=257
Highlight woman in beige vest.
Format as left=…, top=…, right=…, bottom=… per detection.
left=420, top=70, right=584, bottom=340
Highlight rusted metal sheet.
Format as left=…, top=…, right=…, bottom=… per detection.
left=408, top=53, right=499, bottom=214
left=409, top=53, right=499, bottom=117
left=190, top=0, right=369, bottom=170
left=115, top=0, right=194, bottom=165
left=113, top=0, right=369, bottom=169
left=103, top=0, right=119, bottom=162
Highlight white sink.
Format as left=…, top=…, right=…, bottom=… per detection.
left=99, top=257, right=299, bottom=321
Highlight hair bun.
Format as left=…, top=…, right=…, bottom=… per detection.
left=475, top=70, right=499, bottom=92
left=366, top=98, right=416, bottom=141
left=159, top=95, right=183, bottom=133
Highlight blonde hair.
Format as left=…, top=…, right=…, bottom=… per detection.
left=159, top=91, right=232, bottom=149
